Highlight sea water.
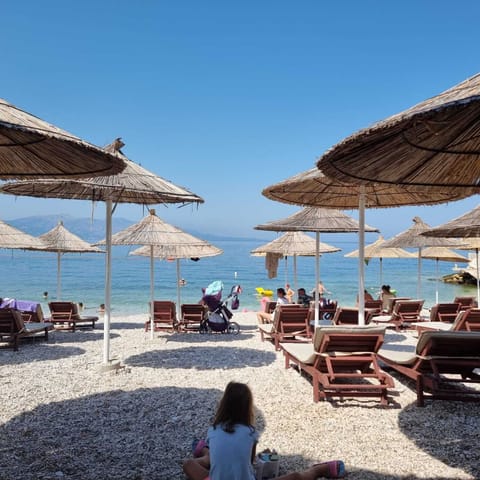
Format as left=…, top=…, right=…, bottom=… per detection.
left=1, top=239, right=476, bottom=317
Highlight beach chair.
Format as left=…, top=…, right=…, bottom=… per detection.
left=364, top=299, right=383, bottom=314
left=453, top=296, right=477, bottom=310
left=281, top=325, right=394, bottom=405
left=384, top=296, right=412, bottom=314
left=378, top=331, right=480, bottom=406
left=265, top=301, right=277, bottom=314
left=258, top=304, right=310, bottom=350
left=178, top=304, right=206, bottom=332
left=0, top=308, right=53, bottom=351
left=428, top=302, right=460, bottom=322
left=48, top=302, right=98, bottom=332
left=332, top=307, right=376, bottom=326
left=371, top=299, right=425, bottom=331
left=146, top=301, right=177, bottom=332
left=413, top=307, right=480, bottom=333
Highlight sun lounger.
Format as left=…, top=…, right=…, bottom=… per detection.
left=371, top=299, right=425, bottom=331
left=378, top=331, right=480, bottom=406
left=258, top=304, right=310, bottom=350
left=281, top=325, right=394, bottom=405
left=453, top=296, right=477, bottom=310
left=178, top=304, right=206, bottom=332
left=412, top=307, right=480, bottom=334
left=146, top=301, right=177, bottom=332
left=0, top=308, right=53, bottom=351
left=428, top=302, right=461, bottom=322
left=48, top=301, right=98, bottom=332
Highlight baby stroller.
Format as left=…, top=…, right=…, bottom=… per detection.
left=200, top=281, right=241, bottom=335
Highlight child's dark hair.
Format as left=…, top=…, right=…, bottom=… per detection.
left=213, top=381, right=254, bottom=433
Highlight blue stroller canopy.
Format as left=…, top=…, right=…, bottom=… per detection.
left=205, top=280, right=223, bottom=296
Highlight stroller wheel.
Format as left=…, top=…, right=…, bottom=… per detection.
left=199, top=322, right=209, bottom=334
left=227, top=321, right=240, bottom=335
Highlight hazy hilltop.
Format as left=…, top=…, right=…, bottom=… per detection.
left=8, top=215, right=263, bottom=243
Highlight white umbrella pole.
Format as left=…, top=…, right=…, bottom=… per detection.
left=314, top=232, right=320, bottom=327
left=103, top=199, right=112, bottom=365
left=358, top=188, right=366, bottom=325
left=150, top=246, right=154, bottom=340
left=417, top=247, right=422, bottom=299
left=435, top=258, right=439, bottom=304
left=284, top=256, right=288, bottom=286
left=379, top=257, right=383, bottom=291
left=57, top=251, right=62, bottom=301
left=293, top=254, right=298, bottom=302
left=476, top=248, right=480, bottom=306
left=176, top=259, right=181, bottom=319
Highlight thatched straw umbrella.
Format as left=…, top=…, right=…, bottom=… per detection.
left=1, top=139, right=203, bottom=367
left=0, top=98, right=124, bottom=178
left=255, top=206, right=378, bottom=325
left=420, top=247, right=469, bottom=304
left=97, top=209, right=221, bottom=333
left=317, top=72, right=480, bottom=187
left=262, top=167, right=469, bottom=324
left=250, top=231, right=340, bottom=297
left=344, top=235, right=415, bottom=290
left=421, top=204, right=480, bottom=304
left=0, top=219, right=45, bottom=250
left=38, top=221, right=104, bottom=301
left=382, top=216, right=464, bottom=299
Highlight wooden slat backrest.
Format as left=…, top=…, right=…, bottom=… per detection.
left=49, top=302, right=74, bottom=320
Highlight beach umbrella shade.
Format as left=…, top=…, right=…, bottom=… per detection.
left=344, top=235, right=415, bottom=290
left=1, top=139, right=203, bottom=366
left=381, top=216, right=464, bottom=299
left=421, top=204, right=480, bottom=304
left=420, top=246, right=469, bottom=304
left=0, top=219, right=46, bottom=250
left=317, top=72, right=480, bottom=187
left=255, top=206, right=378, bottom=325
left=250, top=231, right=341, bottom=295
left=37, top=221, right=104, bottom=301
left=0, top=98, right=125, bottom=179
left=97, top=209, right=221, bottom=331
left=262, top=167, right=474, bottom=324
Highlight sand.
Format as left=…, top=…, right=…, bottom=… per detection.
left=0, top=312, right=478, bottom=480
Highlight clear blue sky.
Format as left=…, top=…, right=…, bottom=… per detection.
left=1, top=1, right=480, bottom=239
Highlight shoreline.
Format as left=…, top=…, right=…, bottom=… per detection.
left=0, top=312, right=478, bottom=479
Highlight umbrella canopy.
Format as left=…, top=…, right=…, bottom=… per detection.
left=382, top=216, right=464, bottom=299
left=0, top=219, right=46, bottom=250
left=251, top=231, right=340, bottom=295
left=420, top=246, right=469, bottom=304
left=421, top=205, right=480, bottom=305
left=0, top=98, right=125, bottom=179
left=344, top=235, right=415, bottom=289
left=255, top=206, right=377, bottom=325
left=263, top=168, right=475, bottom=208
left=98, top=209, right=222, bottom=329
left=38, top=221, right=104, bottom=301
left=1, top=139, right=203, bottom=366
left=317, top=72, right=480, bottom=188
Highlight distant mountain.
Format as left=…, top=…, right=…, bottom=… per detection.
left=7, top=214, right=264, bottom=243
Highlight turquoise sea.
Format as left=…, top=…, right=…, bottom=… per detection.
left=1, top=238, right=476, bottom=317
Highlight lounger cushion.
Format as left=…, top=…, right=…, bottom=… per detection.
left=281, top=343, right=316, bottom=365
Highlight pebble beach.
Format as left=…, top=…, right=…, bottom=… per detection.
left=1, top=312, right=479, bottom=480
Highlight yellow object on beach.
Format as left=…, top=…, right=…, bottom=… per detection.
left=256, top=287, right=273, bottom=296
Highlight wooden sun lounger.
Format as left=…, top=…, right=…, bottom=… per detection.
left=412, top=308, right=480, bottom=334
left=258, top=304, right=310, bottom=350
left=281, top=325, right=394, bottom=405
left=371, top=299, right=425, bottom=331
left=146, top=300, right=177, bottom=332
left=48, top=302, right=99, bottom=332
left=178, top=304, right=206, bottom=332
left=0, top=308, right=53, bottom=351
left=378, top=331, right=480, bottom=406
